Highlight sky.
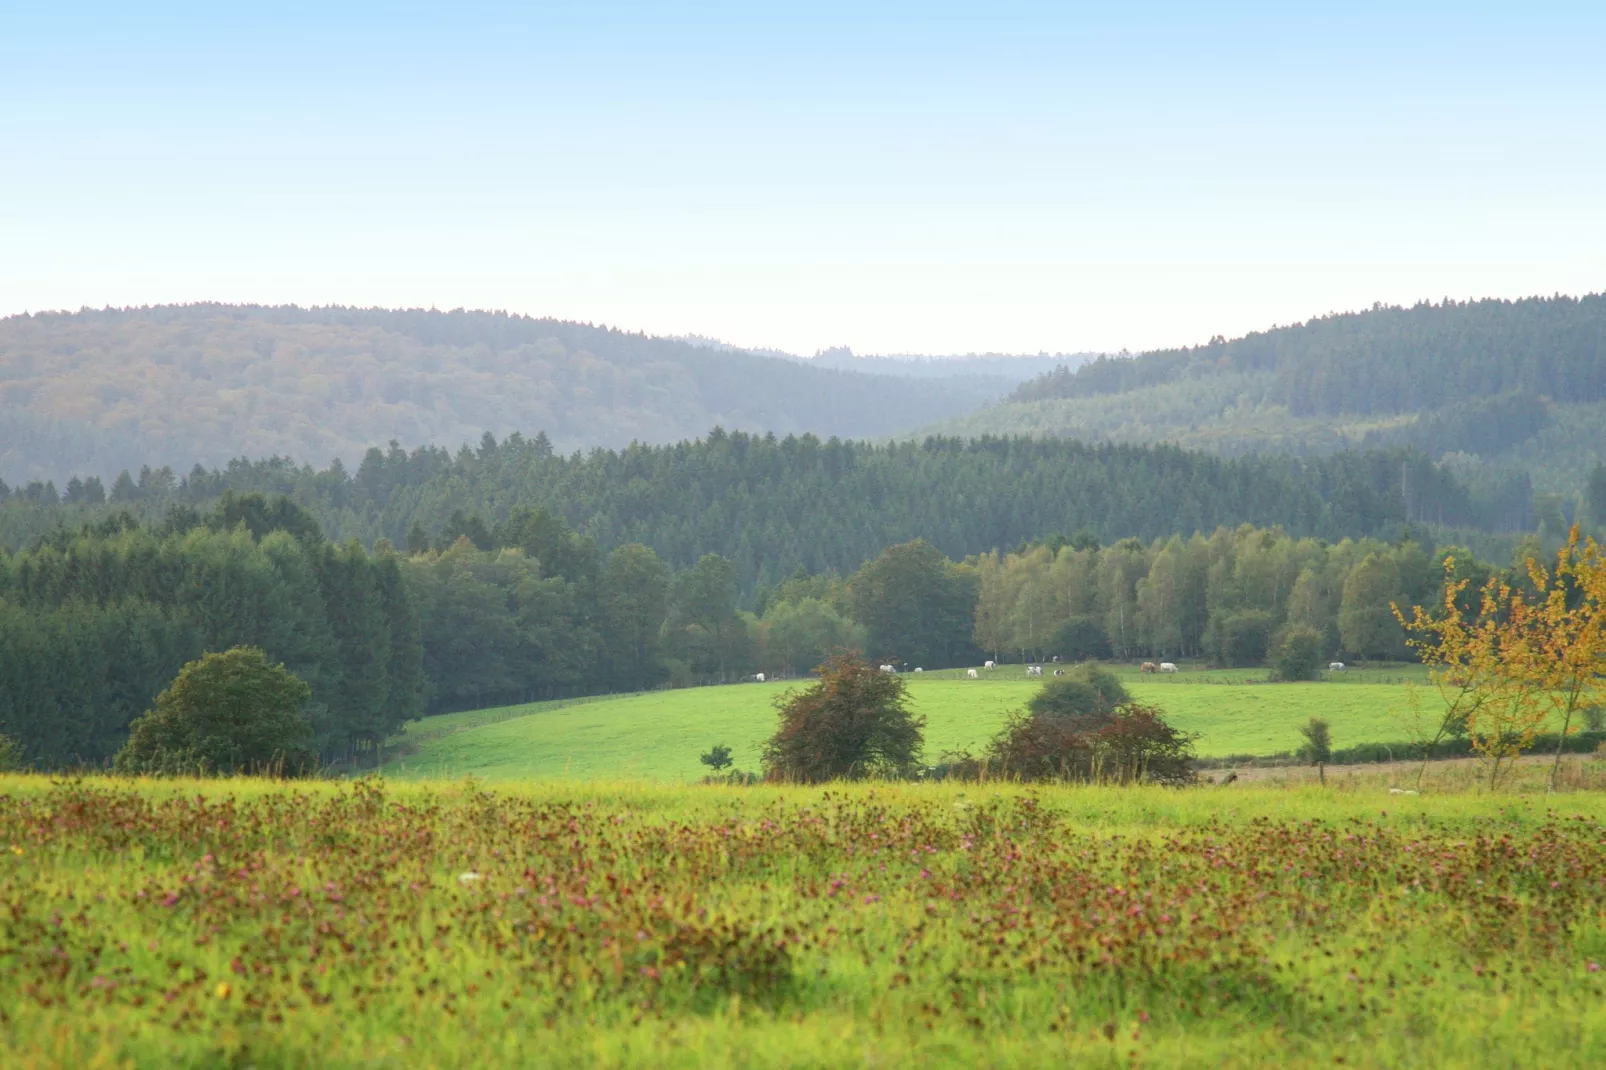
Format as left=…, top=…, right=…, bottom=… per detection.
left=3, top=1, right=1603, bottom=356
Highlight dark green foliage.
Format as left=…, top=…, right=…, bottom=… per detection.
left=3, top=429, right=1500, bottom=593
left=1210, top=610, right=1276, bottom=667
left=699, top=743, right=733, bottom=772
left=114, top=647, right=314, bottom=776
left=763, top=652, right=924, bottom=781
left=849, top=540, right=979, bottom=669
left=209, top=491, right=323, bottom=542
left=1270, top=628, right=1325, bottom=682
left=439, top=511, right=494, bottom=552
left=1025, top=665, right=1131, bottom=726
left=1045, top=616, right=1112, bottom=661
left=0, top=496, right=423, bottom=767
left=668, top=554, right=750, bottom=681
left=0, top=733, right=24, bottom=772
left=497, top=507, right=597, bottom=583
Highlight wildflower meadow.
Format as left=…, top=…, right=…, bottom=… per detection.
left=2, top=775, right=1604, bottom=1067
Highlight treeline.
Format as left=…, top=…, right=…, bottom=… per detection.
left=0, top=497, right=423, bottom=769
left=970, top=525, right=1496, bottom=666
left=0, top=430, right=1522, bottom=595
left=0, top=478, right=1515, bottom=771
left=1011, top=294, right=1606, bottom=418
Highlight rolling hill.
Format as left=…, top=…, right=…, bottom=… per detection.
left=929, top=295, right=1606, bottom=500
left=0, top=305, right=1063, bottom=485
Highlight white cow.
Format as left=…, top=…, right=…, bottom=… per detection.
left=1329, top=662, right=1347, bottom=672
left=755, top=672, right=765, bottom=683
left=1026, top=665, right=1043, bottom=677
left=1159, top=662, right=1179, bottom=673
left=967, top=669, right=979, bottom=679
left=984, top=660, right=996, bottom=670
left=879, top=664, right=896, bottom=674
left=913, top=667, right=923, bottom=673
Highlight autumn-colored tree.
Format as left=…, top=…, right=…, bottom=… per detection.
left=1520, top=529, right=1606, bottom=792
left=1394, top=567, right=1503, bottom=785
left=1396, top=530, right=1606, bottom=791
left=763, top=652, right=924, bottom=782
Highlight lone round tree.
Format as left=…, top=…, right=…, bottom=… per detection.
left=115, top=647, right=315, bottom=776
left=763, top=652, right=924, bottom=782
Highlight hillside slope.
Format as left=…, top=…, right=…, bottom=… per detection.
left=932, top=296, right=1606, bottom=497
left=0, top=305, right=1005, bottom=483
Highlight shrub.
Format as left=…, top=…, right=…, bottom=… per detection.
left=763, top=651, right=924, bottom=781
left=114, top=647, right=315, bottom=777
left=1025, top=664, right=1131, bottom=724
left=1270, top=627, right=1325, bottom=682
left=981, top=665, right=1192, bottom=785
left=985, top=700, right=1194, bottom=785
left=0, top=733, right=25, bottom=772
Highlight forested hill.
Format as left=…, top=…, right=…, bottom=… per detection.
left=0, top=305, right=1001, bottom=484
left=934, top=295, right=1606, bottom=500
left=1012, top=295, right=1606, bottom=414
left=0, top=431, right=1530, bottom=596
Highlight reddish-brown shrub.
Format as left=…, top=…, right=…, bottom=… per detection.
left=763, top=652, right=924, bottom=782
left=983, top=700, right=1194, bottom=785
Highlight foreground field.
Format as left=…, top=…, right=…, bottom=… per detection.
left=2, top=775, right=1603, bottom=1068
left=385, top=666, right=1426, bottom=782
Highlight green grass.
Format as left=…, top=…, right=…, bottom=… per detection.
left=4, top=774, right=1605, bottom=1068
left=384, top=664, right=1432, bottom=782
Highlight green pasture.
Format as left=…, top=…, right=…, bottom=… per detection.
left=385, top=664, right=1435, bottom=782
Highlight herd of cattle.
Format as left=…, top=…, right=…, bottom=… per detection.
left=754, top=659, right=1349, bottom=682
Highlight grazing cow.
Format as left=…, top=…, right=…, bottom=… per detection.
left=913, top=667, right=923, bottom=673
left=1140, top=662, right=1158, bottom=674
left=1159, top=662, right=1178, bottom=673
left=984, top=660, right=996, bottom=670
left=1052, top=669, right=1066, bottom=677
left=1220, top=772, right=1238, bottom=785
left=1026, top=665, right=1043, bottom=677
left=1051, top=655, right=1061, bottom=663
left=1329, top=662, right=1347, bottom=672
left=755, top=673, right=765, bottom=683
left=879, top=664, right=896, bottom=674
left=967, top=668, right=979, bottom=679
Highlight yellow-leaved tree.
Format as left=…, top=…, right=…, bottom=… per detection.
left=1396, top=528, right=1606, bottom=791
left=1523, top=529, right=1606, bottom=791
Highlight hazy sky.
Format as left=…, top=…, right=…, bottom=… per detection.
left=4, top=2, right=1602, bottom=355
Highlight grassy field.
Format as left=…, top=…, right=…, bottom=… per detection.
left=3, top=773, right=1604, bottom=1068
left=385, top=665, right=1434, bottom=783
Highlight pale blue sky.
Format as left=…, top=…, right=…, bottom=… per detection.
left=3, top=2, right=1602, bottom=354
